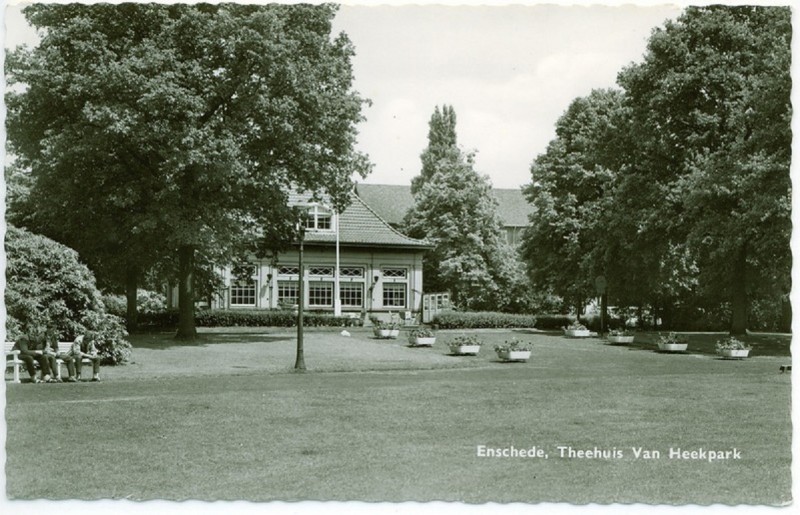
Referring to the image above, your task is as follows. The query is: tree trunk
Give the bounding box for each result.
[176,244,197,340]
[730,245,748,336]
[295,237,306,370]
[780,294,792,333]
[125,266,139,332]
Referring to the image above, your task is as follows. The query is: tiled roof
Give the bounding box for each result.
[355,183,534,227]
[289,190,432,249]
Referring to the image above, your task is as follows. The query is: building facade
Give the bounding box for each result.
[208,190,431,317]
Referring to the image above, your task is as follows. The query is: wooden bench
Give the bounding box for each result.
[5,341,23,383]
[5,341,94,382]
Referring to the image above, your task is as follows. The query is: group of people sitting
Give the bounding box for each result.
[11,327,102,383]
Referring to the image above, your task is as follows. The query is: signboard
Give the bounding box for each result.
[595,275,607,295]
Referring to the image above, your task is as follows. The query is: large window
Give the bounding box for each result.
[309,282,333,307]
[381,267,408,308]
[340,283,363,308]
[277,281,299,307]
[230,265,257,306]
[382,283,406,308]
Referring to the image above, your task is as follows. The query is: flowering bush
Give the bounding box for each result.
[409,328,435,339]
[658,332,687,345]
[608,328,631,336]
[715,336,752,352]
[494,338,532,353]
[447,335,482,349]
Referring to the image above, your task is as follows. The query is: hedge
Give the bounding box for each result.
[136,309,364,329]
[431,311,537,329]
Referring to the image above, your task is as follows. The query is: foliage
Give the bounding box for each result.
[102,290,167,318]
[405,105,519,312]
[608,328,632,337]
[432,311,537,330]
[521,6,791,334]
[494,338,532,353]
[447,335,482,348]
[372,320,400,331]
[531,315,574,331]
[82,312,133,365]
[408,328,435,339]
[6,3,371,339]
[715,336,752,352]
[658,332,687,346]
[133,309,363,329]
[4,225,132,364]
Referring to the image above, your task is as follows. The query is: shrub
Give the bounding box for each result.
[82,311,132,365]
[136,309,365,329]
[432,311,537,329]
[102,289,167,318]
[5,225,132,365]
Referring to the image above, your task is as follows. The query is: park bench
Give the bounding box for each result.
[5,341,93,383]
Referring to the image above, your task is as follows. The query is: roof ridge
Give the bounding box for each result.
[351,191,430,246]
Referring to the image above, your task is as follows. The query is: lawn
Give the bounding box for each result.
[4,327,792,505]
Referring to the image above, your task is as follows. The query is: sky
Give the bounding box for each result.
[331,3,683,188]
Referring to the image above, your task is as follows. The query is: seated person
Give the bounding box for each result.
[12,327,55,383]
[71,332,102,382]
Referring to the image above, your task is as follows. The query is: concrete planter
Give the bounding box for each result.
[449,344,481,356]
[718,349,750,359]
[564,329,591,338]
[496,349,532,362]
[658,342,688,352]
[607,335,634,344]
[409,336,436,347]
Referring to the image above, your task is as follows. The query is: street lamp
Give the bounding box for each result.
[295,220,306,371]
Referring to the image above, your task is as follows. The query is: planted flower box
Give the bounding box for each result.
[494,338,532,362]
[716,337,752,359]
[657,342,688,352]
[408,329,436,347]
[564,329,591,338]
[447,335,482,356]
[607,335,634,344]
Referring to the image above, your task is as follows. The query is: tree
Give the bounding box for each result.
[616,5,791,334]
[6,3,371,338]
[411,104,459,195]
[520,89,627,314]
[405,106,515,311]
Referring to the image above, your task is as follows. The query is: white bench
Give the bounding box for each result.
[5,341,94,382]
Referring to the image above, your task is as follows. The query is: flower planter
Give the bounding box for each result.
[607,335,634,344]
[375,329,399,339]
[410,337,436,347]
[496,349,531,362]
[657,342,688,352]
[449,344,481,356]
[718,349,750,359]
[564,329,591,338]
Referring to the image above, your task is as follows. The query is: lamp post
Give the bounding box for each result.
[334,209,341,317]
[295,223,306,371]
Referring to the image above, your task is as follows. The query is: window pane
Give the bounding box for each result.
[340,267,364,278]
[317,215,332,230]
[309,282,333,307]
[383,268,407,279]
[278,266,299,276]
[340,283,363,307]
[278,281,299,307]
[231,282,256,306]
[309,266,334,276]
[383,283,406,308]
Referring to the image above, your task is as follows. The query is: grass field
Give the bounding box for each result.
[4,328,792,505]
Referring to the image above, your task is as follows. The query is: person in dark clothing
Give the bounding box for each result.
[12,328,54,383]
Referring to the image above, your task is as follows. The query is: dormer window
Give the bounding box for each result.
[303,205,333,231]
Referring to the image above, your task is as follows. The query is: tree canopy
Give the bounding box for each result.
[521,5,791,332]
[6,3,371,337]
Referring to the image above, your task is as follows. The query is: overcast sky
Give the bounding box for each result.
[332,3,683,188]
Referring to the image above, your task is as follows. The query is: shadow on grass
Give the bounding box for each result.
[602,331,791,358]
[131,332,292,350]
